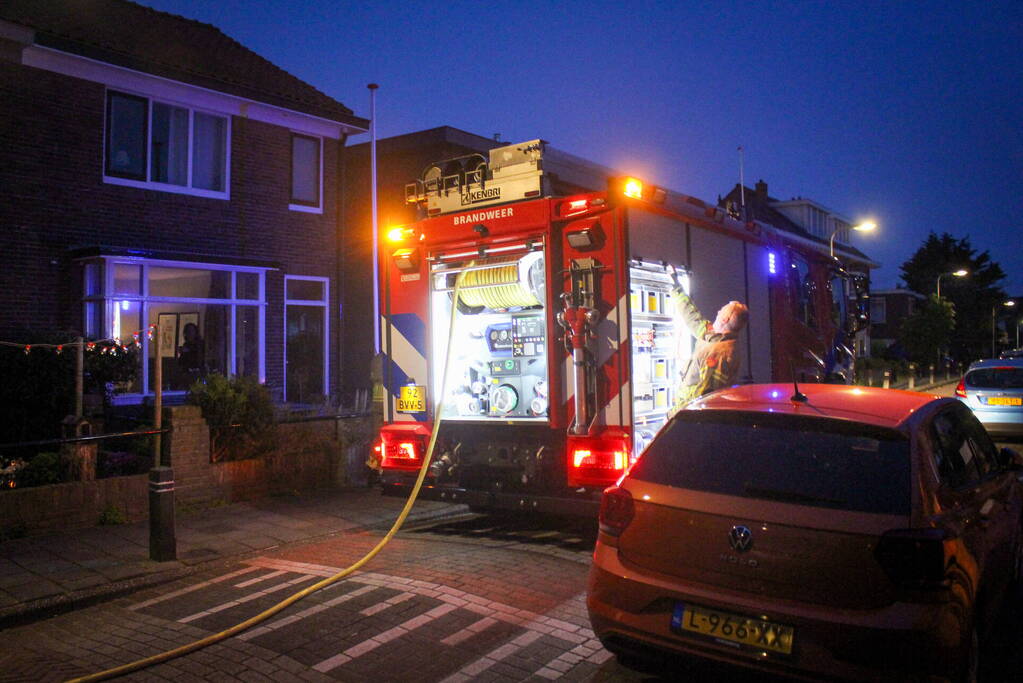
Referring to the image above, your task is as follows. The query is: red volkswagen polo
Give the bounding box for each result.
[587,384,1023,682]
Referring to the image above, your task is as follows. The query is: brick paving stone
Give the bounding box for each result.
[0,495,630,682]
[3,577,62,601]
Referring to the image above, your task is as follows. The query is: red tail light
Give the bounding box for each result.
[572,447,628,470]
[380,436,426,468]
[954,379,966,398]
[598,486,634,537]
[566,433,631,487]
[874,528,950,587]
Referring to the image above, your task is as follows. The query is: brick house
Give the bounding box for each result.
[0,0,367,406]
[869,288,926,352]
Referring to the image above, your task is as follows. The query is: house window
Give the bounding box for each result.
[290,134,321,210]
[105,92,148,180]
[870,297,887,324]
[80,257,266,398]
[105,90,229,197]
[285,276,328,403]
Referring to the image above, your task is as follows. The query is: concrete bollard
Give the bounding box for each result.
[883,369,891,389]
[867,369,874,387]
[908,364,916,390]
[929,364,935,385]
[149,466,177,561]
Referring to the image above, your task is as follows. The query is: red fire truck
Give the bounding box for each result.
[376,140,867,515]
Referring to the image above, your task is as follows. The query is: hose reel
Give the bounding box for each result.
[452,252,545,312]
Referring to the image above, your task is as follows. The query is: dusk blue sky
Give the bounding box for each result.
[141,0,1022,293]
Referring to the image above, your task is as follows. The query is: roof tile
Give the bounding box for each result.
[1,0,366,127]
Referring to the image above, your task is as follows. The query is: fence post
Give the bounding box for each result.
[61,416,95,481]
[883,369,891,389]
[908,364,916,390]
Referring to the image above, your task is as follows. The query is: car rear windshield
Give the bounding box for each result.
[966,368,1023,389]
[629,411,910,515]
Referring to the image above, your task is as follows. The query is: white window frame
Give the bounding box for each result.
[284,275,330,402]
[104,88,232,200]
[80,256,268,402]
[289,133,323,213]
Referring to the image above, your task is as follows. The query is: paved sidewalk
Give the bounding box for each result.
[0,488,468,628]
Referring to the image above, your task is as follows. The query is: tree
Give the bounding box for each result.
[898,233,1006,362]
[898,296,954,366]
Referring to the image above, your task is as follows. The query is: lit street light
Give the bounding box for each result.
[829,221,877,260]
[992,300,1016,358]
[935,269,968,299]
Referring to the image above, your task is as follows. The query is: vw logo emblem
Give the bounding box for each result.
[728,525,753,553]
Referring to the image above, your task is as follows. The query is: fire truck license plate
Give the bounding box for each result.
[671,602,794,655]
[397,385,426,413]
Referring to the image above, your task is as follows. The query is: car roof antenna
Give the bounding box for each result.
[789,362,808,403]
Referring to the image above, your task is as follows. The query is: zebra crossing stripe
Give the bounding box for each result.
[177,574,315,624]
[313,603,459,672]
[238,583,377,641]
[439,631,543,682]
[234,558,600,677]
[440,616,498,646]
[234,569,287,588]
[128,566,262,610]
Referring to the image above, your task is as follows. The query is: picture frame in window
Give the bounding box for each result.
[157,313,178,358]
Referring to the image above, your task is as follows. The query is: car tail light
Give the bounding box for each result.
[954,378,966,398]
[874,528,950,587]
[599,486,634,537]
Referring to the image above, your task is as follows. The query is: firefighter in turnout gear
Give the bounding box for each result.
[669,266,749,412]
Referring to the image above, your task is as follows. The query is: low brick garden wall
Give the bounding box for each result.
[0,405,374,538]
[0,474,149,538]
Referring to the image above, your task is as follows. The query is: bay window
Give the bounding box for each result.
[80,257,267,398]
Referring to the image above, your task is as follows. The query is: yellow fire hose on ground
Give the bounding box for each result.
[69,265,472,683]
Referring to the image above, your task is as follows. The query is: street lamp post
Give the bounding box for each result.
[992,300,1016,358]
[830,221,877,260]
[936,269,968,299]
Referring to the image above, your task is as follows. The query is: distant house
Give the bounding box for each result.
[0,0,367,405]
[718,180,877,359]
[869,288,926,353]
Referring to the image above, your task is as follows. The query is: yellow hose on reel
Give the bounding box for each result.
[457,259,539,310]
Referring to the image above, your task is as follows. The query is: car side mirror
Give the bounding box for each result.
[998,447,1023,471]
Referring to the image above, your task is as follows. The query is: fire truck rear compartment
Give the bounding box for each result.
[430,251,550,422]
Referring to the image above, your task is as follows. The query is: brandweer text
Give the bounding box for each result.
[452,207,515,226]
